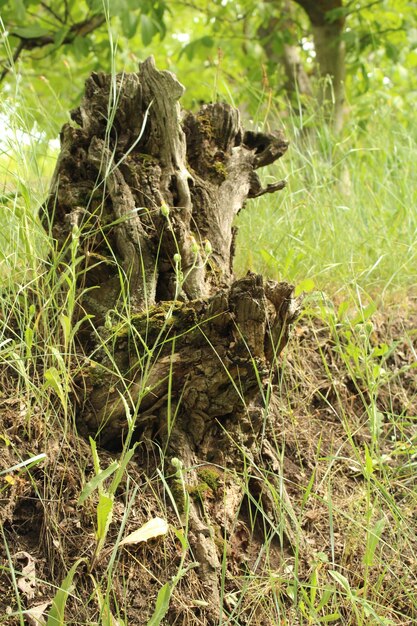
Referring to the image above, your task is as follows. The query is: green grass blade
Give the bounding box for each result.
[146,582,172,626]
[46,558,86,626]
[78,462,119,504]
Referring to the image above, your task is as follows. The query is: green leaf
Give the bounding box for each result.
[295,278,315,296]
[109,445,136,495]
[317,614,342,623]
[46,558,86,626]
[141,14,156,46]
[96,492,114,542]
[385,41,400,62]
[25,326,33,353]
[70,315,95,340]
[72,35,91,58]
[337,300,350,321]
[44,367,66,408]
[78,461,119,505]
[59,314,71,348]
[86,0,104,11]
[364,517,385,566]
[146,582,172,626]
[172,527,188,551]
[258,248,276,264]
[89,436,101,476]
[9,0,26,21]
[109,0,130,14]
[328,570,351,594]
[359,62,370,92]
[54,26,71,48]
[326,7,350,22]
[315,586,333,611]
[179,36,214,61]
[352,302,376,326]
[121,10,139,39]
[364,443,374,477]
[12,25,51,39]
[371,342,389,357]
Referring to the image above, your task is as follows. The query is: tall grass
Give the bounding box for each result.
[2,74,416,302]
[235,99,417,300]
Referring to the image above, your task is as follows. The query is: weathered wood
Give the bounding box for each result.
[82,273,297,444]
[45,56,288,317]
[44,56,298,619]
[44,55,296,438]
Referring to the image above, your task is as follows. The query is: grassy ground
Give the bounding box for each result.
[1,85,417,625]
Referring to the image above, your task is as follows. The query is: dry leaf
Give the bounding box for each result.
[119,517,168,546]
[15,551,36,600]
[25,600,52,626]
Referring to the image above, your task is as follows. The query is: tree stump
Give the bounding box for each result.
[44,56,300,618]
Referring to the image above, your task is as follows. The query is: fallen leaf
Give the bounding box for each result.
[119,517,168,546]
[25,600,52,626]
[15,551,37,600]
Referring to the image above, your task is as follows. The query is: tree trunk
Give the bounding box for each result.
[258,1,313,103]
[311,20,345,131]
[43,56,299,618]
[293,0,346,130]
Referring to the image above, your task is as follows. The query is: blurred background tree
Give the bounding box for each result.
[1,0,416,134]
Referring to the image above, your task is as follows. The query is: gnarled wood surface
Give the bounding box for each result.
[44,56,300,621]
[46,56,289,316]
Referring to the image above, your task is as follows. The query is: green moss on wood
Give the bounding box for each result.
[213,161,227,180]
[197,467,221,492]
[187,482,212,501]
[170,478,187,513]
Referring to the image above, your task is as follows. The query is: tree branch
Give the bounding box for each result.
[0,40,25,83]
[40,1,65,24]
[1,13,106,83]
[12,13,106,49]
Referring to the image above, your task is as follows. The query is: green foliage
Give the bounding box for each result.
[46,559,86,626]
[146,582,172,626]
[1,0,417,129]
[77,433,138,570]
[0,0,168,131]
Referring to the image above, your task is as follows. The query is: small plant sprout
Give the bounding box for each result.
[203,238,212,256]
[190,235,199,256]
[160,202,170,218]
